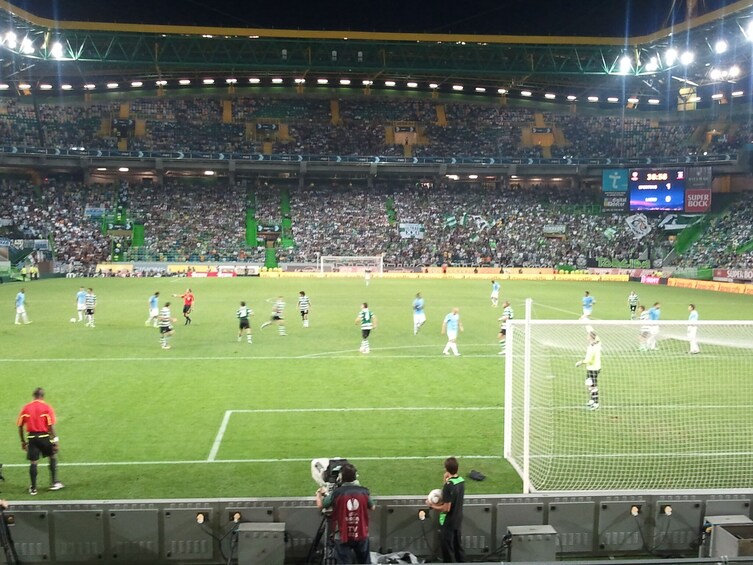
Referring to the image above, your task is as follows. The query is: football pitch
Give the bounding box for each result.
[1,276,752,500]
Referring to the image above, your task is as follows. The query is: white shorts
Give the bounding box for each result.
[687,327,697,339]
[16,306,26,314]
[413,313,426,325]
[446,329,458,341]
[149,308,158,318]
[78,304,86,312]
[582,307,592,317]
[490,291,499,300]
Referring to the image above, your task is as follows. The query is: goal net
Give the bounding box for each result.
[319,255,384,275]
[504,299,753,493]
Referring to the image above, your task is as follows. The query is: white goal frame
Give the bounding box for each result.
[504,298,753,493]
[319,255,384,275]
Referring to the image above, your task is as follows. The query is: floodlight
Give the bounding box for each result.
[665,48,678,65]
[619,56,632,74]
[50,41,63,58]
[385,80,396,87]
[544,93,556,99]
[729,65,741,77]
[452,84,463,91]
[317,78,328,84]
[680,51,694,66]
[520,90,532,97]
[715,39,728,54]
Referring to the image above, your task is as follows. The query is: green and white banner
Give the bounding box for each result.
[399,223,426,239]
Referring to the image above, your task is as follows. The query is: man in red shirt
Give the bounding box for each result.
[17,388,64,495]
[173,288,194,325]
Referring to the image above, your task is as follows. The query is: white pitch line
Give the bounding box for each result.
[0,454,504,469]
[230,406,504,414]
[207,410,233,462]
[0,353,503,362]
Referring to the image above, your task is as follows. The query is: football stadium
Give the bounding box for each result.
[2,0,753,562]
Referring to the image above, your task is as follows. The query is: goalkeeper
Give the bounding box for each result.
[575,331,602,411]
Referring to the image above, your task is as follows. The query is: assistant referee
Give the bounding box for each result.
[17,388,64,495]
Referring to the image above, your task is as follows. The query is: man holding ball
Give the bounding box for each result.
[427,456,466,563]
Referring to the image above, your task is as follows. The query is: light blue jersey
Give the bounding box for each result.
[649,306,661,321]
[76,290,87,306]
[149,294,159,310]
[444,312,460,333]
[582,295,594,310]
[491,282,500,293]
[413,297,425,315]
[15,292,25,308]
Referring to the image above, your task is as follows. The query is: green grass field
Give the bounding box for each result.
[1,276,752,501]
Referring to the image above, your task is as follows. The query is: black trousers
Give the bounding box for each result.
[440,525,465,563]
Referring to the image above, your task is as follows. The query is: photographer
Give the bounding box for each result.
[315,463,375,564]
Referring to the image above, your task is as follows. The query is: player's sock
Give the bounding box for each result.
[78,312,83,321]
[279,325,286,335]
[160,336,166,347]
[451,343,459,356]
[237,335,242,342]
[591,386,599,405]
[361,339,368,352]
[50,458,58,484]
[30,464,38,490]
[443,342,450,354]
[247,334,252,343]
[499,340,506,354]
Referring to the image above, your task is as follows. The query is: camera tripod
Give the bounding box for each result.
[305,511,336,564]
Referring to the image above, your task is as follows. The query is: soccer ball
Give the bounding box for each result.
[69,317,77,323]
[427,488,443,505]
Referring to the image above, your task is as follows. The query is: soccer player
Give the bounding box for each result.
[638,305,651,351]
[364,269,371,287]
[688,303,700,354]
[490,280,500,307]
[84,288,96,328]
[145,292,160,327]
[581,291,595,320]
[17,387,64,495]
[75,286,87,322]
[498,300,514,355]
[575,331,602,410]
[14,288,30,325]
[647,302,661,350]
[298,291,311,328]
[260,296,286,335]
[441,307,463,356]
[412,292,426,335]
[173,288,194,325]
[356,302,377,354]
[158,301,177,350]
[237,301,253,343]
[627,291,639,320]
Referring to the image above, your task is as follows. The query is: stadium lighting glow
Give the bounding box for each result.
[0,84,10,90]
[84,83,96,90]
[156,80,167,86]
[715,39,729,54]
[294,78,306,84]
[131,81,143,87]
[430,83,439,89]
[362,79,373,86]
[61,84,72,90]
[20,37,34,54]
[118,167,129,172]
[317,78,329,84]
[497,88,508,94]
[39,83,52,90]
[567,95,577,101]
[648,98,661,105]
[340,79,351,85]
[710,68,722,80]
[225,78,237,84]
[664,47,678,65]
[747,20,753,39]
[385,80,396,86]
[204,170,215,176]
[680,51,694,66]
[271,78,283,84]
[445,174,459,180]
[249,78,262,84]
[730,65,741,77]
[645,56,659,72]
[4,31,17,49]
[732,90,744,97]
[202,78,215,84]
[96,167,107,171]
[607,97,619,103]
[468,174,478,179]
[587,96,599,102]
[627,97,639,104]
[106,82,119,89]
[619,56,632,74]
[712,93,724,99]
[544,93,556,99]
[18,83,31,90]
[452,84,463,91]
[475,87,486,92]
[50,41,64,58]
[178,79,191,85]
[690,96,701,102]
[407,82,418,88]
[520,90,532,96]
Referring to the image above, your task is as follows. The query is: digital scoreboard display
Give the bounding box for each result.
[628,168,685,212]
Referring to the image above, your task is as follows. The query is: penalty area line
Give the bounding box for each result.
[207,410,233,462]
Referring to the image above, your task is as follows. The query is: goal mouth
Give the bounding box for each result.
[504,301,753,493]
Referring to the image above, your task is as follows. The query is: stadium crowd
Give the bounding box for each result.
[0,94,746,158]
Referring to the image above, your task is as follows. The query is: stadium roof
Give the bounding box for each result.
[1,0,753,99]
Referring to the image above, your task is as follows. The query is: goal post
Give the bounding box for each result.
[319,255,384,275]
[504,298,753,493]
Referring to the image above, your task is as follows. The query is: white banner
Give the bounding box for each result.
[399,223,425,239]
[625,213,652,240]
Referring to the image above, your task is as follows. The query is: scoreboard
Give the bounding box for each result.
[628,168,685,212]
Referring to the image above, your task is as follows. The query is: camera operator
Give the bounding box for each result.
[315,463,375,564]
